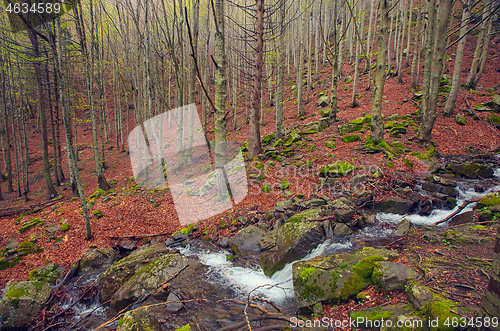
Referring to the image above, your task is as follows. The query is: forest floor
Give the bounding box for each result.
[1,26,500,325]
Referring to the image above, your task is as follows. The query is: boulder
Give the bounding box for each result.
[319,161,356,178]
[334,209,355,223]
[318,95,330,108]
[375,196,416,214]
[302,199,327,209]
[338,123,362,135]
[333,223,352,237]
[486,94,500,112]
[0,281,51,329]
[448,210,476,227]
[476,192,500,209]
[408,284,433,310]
[99,243,168,302]
[260,221,325,276]
[80,247,117,273]
[448,163,494,179]
[236,216,249,225]
[116,306,162,331]
[393,219,411,237]
[29,263,60,284]
[274,200,292,212]
[350,304,422,330]
[289,208,324,222]
[110,253,189,310]
[372,261,419,292]
[349,174,369,188]
[228,226,266,255]
[292,247,398,308]
[455,113,466,125]
[354,190,373,206]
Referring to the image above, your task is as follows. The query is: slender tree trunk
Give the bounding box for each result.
[44,57,60,186]
[371,0,390,144]
[329,0,339,123]
[0,56,13,192]
[297,18,305,117]
[248,0,264,159]
[411,1,422,89]
[443,0,472,117]
[479,227,500,330]
[27,28,57,198]
[417,0,453,147]
[275,0,285,140]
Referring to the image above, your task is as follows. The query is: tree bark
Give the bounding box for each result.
[442,0,472,117]
[479,227,500,330]
[371,0,390,144]
[248,0,264,159]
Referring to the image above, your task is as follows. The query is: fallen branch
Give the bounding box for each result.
[216,315,292,331]
[446,220,499,229]
[433,198,481,226]
[110,232,172,239]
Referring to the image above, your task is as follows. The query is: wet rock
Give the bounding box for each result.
[0,281,51,329]
[476,192,500,209]
[448,211,476,227]
[260,222,325,277]
[273,218,284,230]
[111,253,190,311]
[218,237,229,248]
[116,306,162,331]
[349,174,369,189]
[408,284,433,310]
[328,199,349,209]
[262,210,275,222]
[372,261,419,292]
[393,218,411,237]
[173,232,189,241]
[334,209,355,223]
[322,220,333,238]
[164,292,183,313]
[292,247,398,308]
[448,163,494,179]
[375,196,416,214]
[228,226,266,255]
[333,223,352,237]
[421,226,495,246]
[99,243,168,303]
[421,182,441,193]
[80,247,117,273]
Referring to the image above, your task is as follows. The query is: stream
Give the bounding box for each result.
[49,168,500,330]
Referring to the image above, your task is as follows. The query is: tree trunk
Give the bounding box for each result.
[275,0,285,141]
[0,55,13,192]
[442,0,472,117]
[371,0,390,144]
[248,0,264,159]
[411,1,422,89]
[417,0,453,147]
[27,28,58,198]
[297,18,305,117]
[329,0,339,123]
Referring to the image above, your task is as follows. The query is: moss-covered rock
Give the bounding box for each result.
[260,222,325,277]
[289,208,324,223]
[292,248,398,308]
[228,226,266,255]
[318,95,330,108]
[447,163,494,179]
[319,160,356,178]
[350,304,420,330]
[342,134,361,143]
[80,247,117,273]
[29,263,60,284]
[455,113,466,125]
[372,261,419,292]
[477,192,500,209]
[283,132,301,147]
[99,243,168,303]
[325,139,336,149]
[110,253,189,310]
[338,123,362,135]
[116,306,162,331]
[0,281,51,329]
[18,218,41,233]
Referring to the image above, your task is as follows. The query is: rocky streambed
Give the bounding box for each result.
[1,158,500,330]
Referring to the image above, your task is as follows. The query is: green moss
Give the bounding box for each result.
[377,140,398,156]
[468,225,487,230]
[319,160,355,177]
[262,184,272,193]
[420,294,461,331]
[61,224,69,232]
[19,218,41,233]
[219,219,227,229]
[351,308,393,321]
[300,266,317,281]
[403,158,414,168]
[181,223,195,235]
[175,324,192,331]
[93,210,104,219]
[342,134,361,143]
[279,179,290,190]
[325,139,336,149]
[352,256,384,279]
[255,161,264,169]
[477,193,500,208]
[340,273,365,301]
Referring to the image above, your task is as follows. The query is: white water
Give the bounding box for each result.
[179,240,352,304]
[377,181,500,226]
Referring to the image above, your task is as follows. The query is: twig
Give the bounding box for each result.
[110,232,172,239]
[433,198,481,226]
